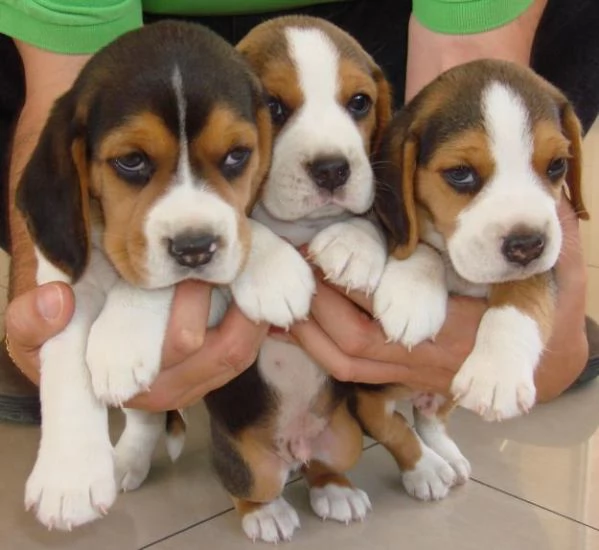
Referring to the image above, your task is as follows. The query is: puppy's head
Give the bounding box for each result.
[17,21,272,288]
[237,16,392,221]
[376,60,588,284]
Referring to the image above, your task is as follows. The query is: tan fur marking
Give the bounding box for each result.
[416,130,495,244]
[532,119,571,201]
[233,427,289,504]
[489,273,555,343]
[302,460,354,490]
[355,389,423,471]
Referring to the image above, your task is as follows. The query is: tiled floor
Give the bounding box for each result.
[0,118,598,550]
[2,390,599,550]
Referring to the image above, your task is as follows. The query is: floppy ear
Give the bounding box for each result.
[16,93,91,282]
[374,111,419,259]
[559,102,589,220]
[371,68,393,154]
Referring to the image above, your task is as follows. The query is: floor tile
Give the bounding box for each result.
[445,380,599,530]
[148,443,599,550]
[0,405,232,550]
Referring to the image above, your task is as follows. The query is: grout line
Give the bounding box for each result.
[139,440,598,548]
[469,478,599,532]
[139,441,380,549]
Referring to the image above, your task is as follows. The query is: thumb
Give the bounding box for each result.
[6,282,75,353]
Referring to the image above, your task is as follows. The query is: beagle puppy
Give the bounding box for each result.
[13,21,315,530]
[373,60,588,421]
[198,16,395,544]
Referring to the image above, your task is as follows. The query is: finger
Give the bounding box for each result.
[161,280,212,367]
[6,283,74,350]
[291,317,412,385]
[5,283,75,384]
[310,266,374,313]
[309,279,398,361]
[128,304,268,411]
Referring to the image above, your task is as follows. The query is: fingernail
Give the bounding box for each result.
[37,284,63,320]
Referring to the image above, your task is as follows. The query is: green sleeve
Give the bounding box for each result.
[412,0,534,34]
[0,1,143,54]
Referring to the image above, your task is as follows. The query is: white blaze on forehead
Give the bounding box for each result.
[286,27,339,104]
[172,66,192,183]
[483,82,533,182]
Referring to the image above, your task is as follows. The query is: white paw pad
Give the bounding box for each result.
[25,445,116,530]
[232,242,315,328]
[402,447,456,501]
[114,442,151,493]
[373,255,447,348]
[309,221,386,294]
[451,355,536,422]
[309,484,372,523]
[242,498,300,543]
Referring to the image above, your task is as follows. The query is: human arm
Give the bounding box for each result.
[405,0,548,100]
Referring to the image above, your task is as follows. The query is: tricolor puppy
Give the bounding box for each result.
[12,21,313,530]
[199,16,393,544]
[374,59,589,422]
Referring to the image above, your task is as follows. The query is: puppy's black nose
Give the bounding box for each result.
[306,156,350,192]
[168,233,219,268]
[502,232,545,266]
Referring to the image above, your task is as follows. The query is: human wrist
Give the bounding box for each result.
[405,0,547,101]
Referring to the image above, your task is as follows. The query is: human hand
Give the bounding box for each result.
[5,280,268,410]
[287,275,485,394]
[127,281,269,411]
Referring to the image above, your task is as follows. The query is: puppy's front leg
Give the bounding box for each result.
[87,280,174,406]
[231,219,315,328]
[308,217,387,295]
[26,249,118,530]
[373,243,448,348]
[451,273,554,421]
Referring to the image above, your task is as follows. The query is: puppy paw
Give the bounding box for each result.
[451,353,536,422]
[309,484,372,523]
[451,307,540,422]
[25,442,116,530]
[402,446,456,501]
[87,284,173,406]
[413,413,471,486]
[373,247,447,348]
[309,218,386,294]
[241,498,300,543]
[232,222,315,328]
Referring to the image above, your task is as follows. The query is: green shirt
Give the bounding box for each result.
[0,0,534,54]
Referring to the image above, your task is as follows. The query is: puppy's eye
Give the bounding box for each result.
[547,157,567,181]
[442,166,481,193]
[267,96,289,126]
[111,152,154,184]
[346,94,372,119]
[220,147,252,179]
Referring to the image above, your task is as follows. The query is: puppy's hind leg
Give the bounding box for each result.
[115,409,165,492]
[413,400,471,485]
[212,425,297,544]
[305,402,371,523]
[352,389,456,501]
